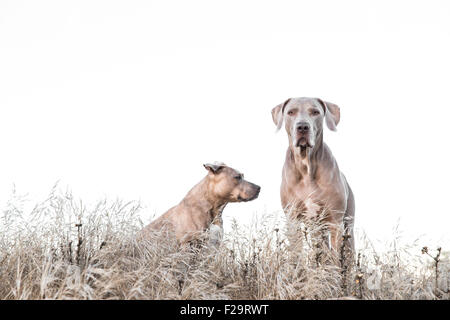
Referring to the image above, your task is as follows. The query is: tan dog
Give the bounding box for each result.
[272,97,355,252]
[141,162,261,244]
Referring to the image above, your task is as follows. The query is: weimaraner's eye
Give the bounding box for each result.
[311,110,320,116]
[287,110,295,116]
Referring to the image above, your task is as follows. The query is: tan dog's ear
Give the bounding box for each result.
[203,162,225,174]
[271,98,291,131]
[316,98,340,131]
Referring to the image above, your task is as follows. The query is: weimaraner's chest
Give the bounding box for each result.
[280,174,347,220]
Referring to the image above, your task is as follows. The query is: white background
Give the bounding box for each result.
[1,0,449,247]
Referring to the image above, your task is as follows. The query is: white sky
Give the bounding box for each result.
[1,0,449,247]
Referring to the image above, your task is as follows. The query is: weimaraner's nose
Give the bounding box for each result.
[296,122,310,133]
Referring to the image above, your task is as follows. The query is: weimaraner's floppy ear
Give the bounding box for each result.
[317,98,340,131]
[203,162,225,174]
[271,98,291,131]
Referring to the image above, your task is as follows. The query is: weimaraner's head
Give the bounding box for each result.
[203,162,261,203]
[271,97,340,152]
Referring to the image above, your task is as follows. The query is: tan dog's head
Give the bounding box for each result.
[203,162,261,203]
[271,97,340,152]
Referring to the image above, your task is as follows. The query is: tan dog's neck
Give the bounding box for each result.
[181,175,228,226]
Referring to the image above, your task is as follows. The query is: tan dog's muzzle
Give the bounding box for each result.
[237,182,261,202]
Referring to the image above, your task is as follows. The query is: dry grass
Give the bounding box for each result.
[0,187,448,300]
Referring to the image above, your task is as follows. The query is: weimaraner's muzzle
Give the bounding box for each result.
[272,97,355,253]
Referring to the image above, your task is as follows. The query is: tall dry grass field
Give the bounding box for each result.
[0,187,448,300]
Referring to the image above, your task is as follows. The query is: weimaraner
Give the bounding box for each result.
[272,97,355,252]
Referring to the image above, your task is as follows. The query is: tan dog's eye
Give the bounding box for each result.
[234,175,242,181]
